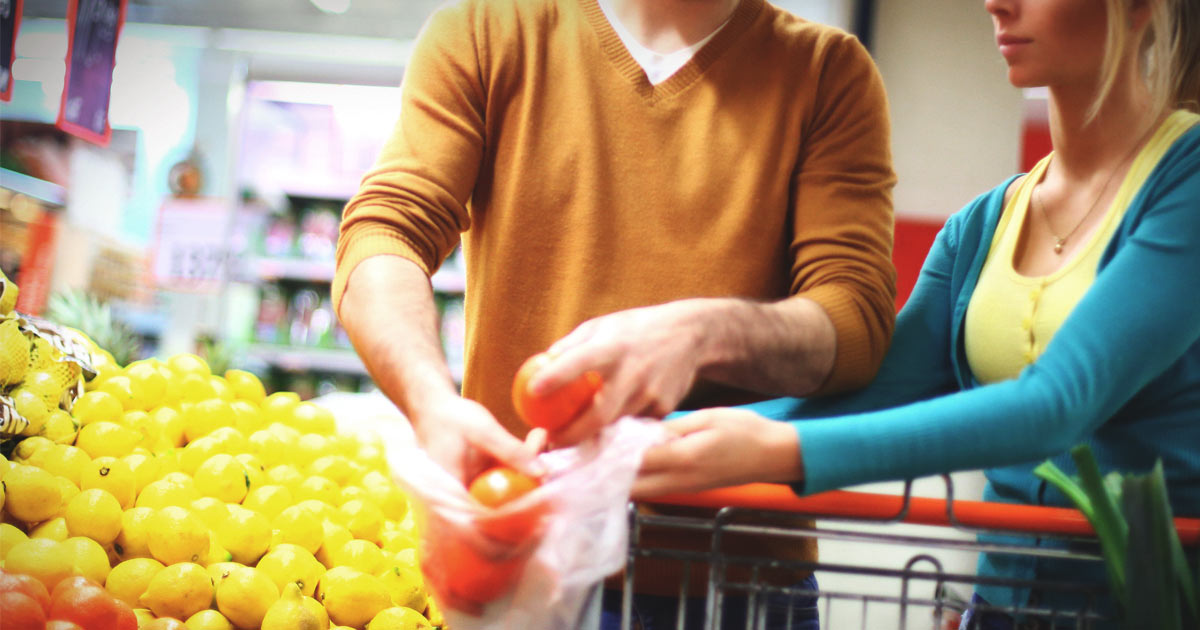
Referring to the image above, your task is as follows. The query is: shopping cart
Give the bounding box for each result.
[617,476,1200,630]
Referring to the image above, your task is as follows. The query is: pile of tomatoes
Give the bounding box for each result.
[0,569,137,630]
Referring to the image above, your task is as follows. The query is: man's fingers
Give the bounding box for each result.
[529,342,607,395]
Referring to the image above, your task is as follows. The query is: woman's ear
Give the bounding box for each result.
[1127,0,1156,32]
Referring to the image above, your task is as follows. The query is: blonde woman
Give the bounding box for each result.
[635,0,1200,627]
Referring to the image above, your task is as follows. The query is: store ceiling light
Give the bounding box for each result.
[310,0,352,14]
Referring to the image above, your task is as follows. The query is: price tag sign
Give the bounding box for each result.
[152,197,232,292]
[0,0,23,102]
[56,0,126,146]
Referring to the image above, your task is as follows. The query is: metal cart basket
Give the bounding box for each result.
[618,476,1200,630]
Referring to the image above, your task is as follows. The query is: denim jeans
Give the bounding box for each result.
[597,574,820,630]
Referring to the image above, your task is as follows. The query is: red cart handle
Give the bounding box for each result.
[649,483,1200,545]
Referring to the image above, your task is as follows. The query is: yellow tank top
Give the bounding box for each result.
[965,109,1200,384]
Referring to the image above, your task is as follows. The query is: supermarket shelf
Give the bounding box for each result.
[243,256,466,292]
[246,343,463,383]
[247,344,369,375]
[0,168,67,206]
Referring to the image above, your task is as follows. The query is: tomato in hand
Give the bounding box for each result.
[468,466,540,508]
[469,466,545,544]
[512,352,603,432]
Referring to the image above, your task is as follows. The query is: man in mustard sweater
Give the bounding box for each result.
[334,0,896,627]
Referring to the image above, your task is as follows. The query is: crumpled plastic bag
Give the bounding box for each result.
[386,417,666,630]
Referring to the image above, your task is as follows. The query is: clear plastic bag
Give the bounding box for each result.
[386,417,666,630]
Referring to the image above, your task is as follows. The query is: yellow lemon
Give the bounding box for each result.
[64,487,123,544]
[225,369,266,404]
[115,506,154,559]
[19,370,62,410]
[98,374,137,410]
[189,496,232,532]
[365,483,409,522]
[218,504,271,566]
[54,476,79,513]
[308,455,353,486]
[207,426,249,456]
[260,392,300,426]
[167,353,211,379]
[121,409,160,448]
[106,557,165,608]
[81,456,136,508]
[121,452,160,496]
[357,443,388,473]
[380,529,418,555]
[147,506,211,565]
[149,405,186,449]
[338,485,369,506]
[29,516,70,541]
[5,537,74,590]
[126,362,167,411]
[290,402,337,435]
[13,389,51,436]
[243,484,294,520]
[1,522,29,559]
[12,435,54,461]
[296,433,332,464]
[41,409,79,444]
[230,400,266,436]
[185,609,235,630]
[264,463,304,490]
[61,535,112,584]
[37,443,91,489]
[315,521,354,569]
[295,475,339,506]
[76,421,141,459]
[332,539,387,575]
[4,463,63,523]
[338,499,385,544]
[73,390,123,426]
[377,564,427,611]
[179,373,218,403]
[250,431,293,469]
[319,567,392,629]
[136,478,200,509]
[209,375,235,402]
[208,561,246,588]
[183,398,235,443]
[201,537,234,565]
[257,543,327,598]
[271,504,323,554]
[195,453,250,503]
[366,606,433,630]
[140,561,213,620]
[215,565,280,630]
[133,608,156,626]
[262,582,330,630]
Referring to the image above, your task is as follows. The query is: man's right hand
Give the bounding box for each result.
[412,392,546,484]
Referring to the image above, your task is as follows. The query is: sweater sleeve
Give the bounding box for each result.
[788,33,898,395]
[332,1,486,314]
[794,132,1200,494]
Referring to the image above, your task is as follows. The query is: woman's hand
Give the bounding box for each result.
[632,407,804,499]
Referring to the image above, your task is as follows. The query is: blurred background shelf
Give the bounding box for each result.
[241,255,465,292]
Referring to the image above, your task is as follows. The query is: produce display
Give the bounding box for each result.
[0,272,443,630]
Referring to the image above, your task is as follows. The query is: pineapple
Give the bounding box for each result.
[45,290,142,367]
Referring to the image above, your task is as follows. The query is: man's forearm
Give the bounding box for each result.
[693,296,836,397]
[338,255,458,423]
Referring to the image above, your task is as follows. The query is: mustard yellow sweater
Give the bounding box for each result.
[334,0,897,435]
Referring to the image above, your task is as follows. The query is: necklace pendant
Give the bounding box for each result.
[1054,238,1065,254]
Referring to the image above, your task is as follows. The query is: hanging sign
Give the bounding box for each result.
[56,0,126,146]
[0,0,21,101]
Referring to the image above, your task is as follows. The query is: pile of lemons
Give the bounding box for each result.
[1,350,441,630]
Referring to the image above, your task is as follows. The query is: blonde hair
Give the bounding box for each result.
[1092,0,1200,119]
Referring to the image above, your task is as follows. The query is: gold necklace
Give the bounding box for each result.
[1033,123,1155,255]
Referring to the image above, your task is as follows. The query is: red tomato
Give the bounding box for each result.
[49,576,136,630]
[469,466,546,543]
[0,568,52,613]
[46,621,87,630]
[468,467,539,508]
[0,591,48,630]
[512,352,602,432]
[421,533,524,606]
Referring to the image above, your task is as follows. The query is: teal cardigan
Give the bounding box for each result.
[746,121,1200,616]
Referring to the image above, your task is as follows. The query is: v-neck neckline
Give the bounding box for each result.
[580,0,763,103]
